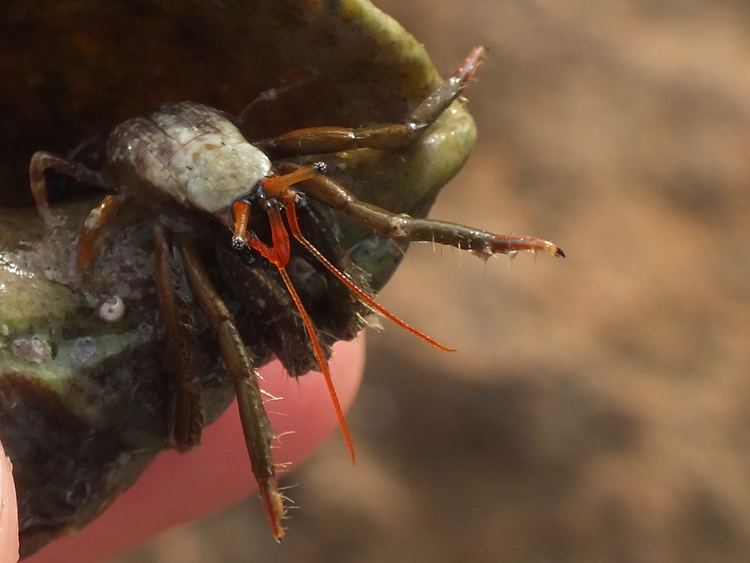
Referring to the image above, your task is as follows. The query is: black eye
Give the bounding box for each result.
[243,183,266,205]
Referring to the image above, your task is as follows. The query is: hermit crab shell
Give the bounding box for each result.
[0,0,475,557]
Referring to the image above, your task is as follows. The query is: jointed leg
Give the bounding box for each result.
[153,228,204,452]
[29,151,132,272]
[278,162,565,258]
[29,151,111,227]
[77,194,130,271]
[177,238,286,541]
[254,47,485,155]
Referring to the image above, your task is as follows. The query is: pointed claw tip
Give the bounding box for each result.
[259,482,286,542]
[555,247,566,258]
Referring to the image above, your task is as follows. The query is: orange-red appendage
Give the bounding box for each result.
[261,168,319,198]
[277,267,356,464]
[245,204,356,464]
[283,200,454,353]
[232,200,252,241]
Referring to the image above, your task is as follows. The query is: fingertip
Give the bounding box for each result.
[0,440,19,562]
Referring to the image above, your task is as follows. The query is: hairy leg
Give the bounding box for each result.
[278,162,565,258]
[176,238,285,541]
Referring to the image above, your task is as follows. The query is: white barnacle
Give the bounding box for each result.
[98,295,126,323]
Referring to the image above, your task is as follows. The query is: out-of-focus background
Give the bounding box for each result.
[118,1,750,561]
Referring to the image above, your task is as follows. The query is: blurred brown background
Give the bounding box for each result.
[118,1,750,562]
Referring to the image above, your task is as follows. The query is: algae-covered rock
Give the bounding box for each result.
[0,0,475,556]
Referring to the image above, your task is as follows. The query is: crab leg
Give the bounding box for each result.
[29,151,112,226]
[254,47,485,155]
[27,150,129,271]
[279,163,565,258]
[177,239,286,541]
[153,227,204,451]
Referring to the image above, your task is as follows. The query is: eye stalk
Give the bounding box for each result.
[231,199,252,250]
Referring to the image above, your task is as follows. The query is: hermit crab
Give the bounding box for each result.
[0,1,567,557]
[27,46,563,541]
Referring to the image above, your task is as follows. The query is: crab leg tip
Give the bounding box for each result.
[259,483,286,542]
[472,45,487,58]
[555,247,566,258]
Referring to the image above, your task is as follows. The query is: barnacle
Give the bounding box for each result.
[0,0,475,556]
